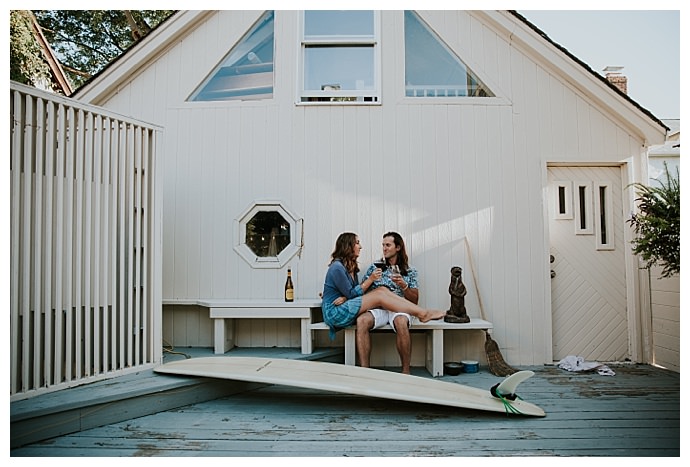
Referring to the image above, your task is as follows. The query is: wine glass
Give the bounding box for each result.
[390,264,401,279]
[373,257,387,271]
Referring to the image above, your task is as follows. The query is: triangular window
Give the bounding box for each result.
[404,11,494,98]
[189,11,274,102]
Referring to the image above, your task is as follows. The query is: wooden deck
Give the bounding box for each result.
[10,347,680,457]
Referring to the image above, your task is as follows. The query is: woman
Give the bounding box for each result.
[321,232,445,339]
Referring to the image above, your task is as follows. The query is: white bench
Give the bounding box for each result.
[163,299,323,355]
[162,299,492,377]
[309,318,493,377]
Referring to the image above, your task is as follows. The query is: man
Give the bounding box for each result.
[357,232,419,374]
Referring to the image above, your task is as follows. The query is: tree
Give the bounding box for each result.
[10,10,51,87]
[32,10,175,88]
[628,164,680,278]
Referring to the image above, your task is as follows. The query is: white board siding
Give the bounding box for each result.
[648,267,680,372]
[84,10,657,366]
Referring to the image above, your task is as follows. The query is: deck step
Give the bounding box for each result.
[10,347,343,449]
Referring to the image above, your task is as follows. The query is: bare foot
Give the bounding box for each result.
[419,310,446,322]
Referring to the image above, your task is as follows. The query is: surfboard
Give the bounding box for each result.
[155,356,545,417]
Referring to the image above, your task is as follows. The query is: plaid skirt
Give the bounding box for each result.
[322,297,363,340]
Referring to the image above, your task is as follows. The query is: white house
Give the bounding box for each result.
[73,10,669,369]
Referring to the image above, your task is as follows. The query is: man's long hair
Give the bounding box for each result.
[384,231,410,276]
[330,232,360,274]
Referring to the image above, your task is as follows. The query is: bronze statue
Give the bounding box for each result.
[445,266,470,323]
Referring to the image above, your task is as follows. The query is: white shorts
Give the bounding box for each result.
[368,308,416,333]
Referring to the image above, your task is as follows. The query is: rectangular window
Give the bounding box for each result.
[299,10,380,103]
[559,187,567,214]
[594,183,614,250]
[574,181,593,235]
[553,181,572,220]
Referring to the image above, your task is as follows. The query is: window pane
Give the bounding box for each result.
[246,211,291,257]
[304,46,374,91]
[190,11,274,102]
[598,186,608,245]
[404,10,494,97]
[305,10,374,37]
[578,186,587,230]
[558,186,566,214]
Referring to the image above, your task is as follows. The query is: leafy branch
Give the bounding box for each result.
[627,163,680,278]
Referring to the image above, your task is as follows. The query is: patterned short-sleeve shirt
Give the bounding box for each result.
[362,263,418,297]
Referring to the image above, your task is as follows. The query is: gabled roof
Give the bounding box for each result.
[662,119,680,137]
[29,10,72,95]
[649,119,680,156]
[68,10,182,95]
[74,10,668,143]
[509,11,669,133]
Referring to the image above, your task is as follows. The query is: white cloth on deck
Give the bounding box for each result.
[558,355,615,376]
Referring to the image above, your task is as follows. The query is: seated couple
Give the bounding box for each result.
[321,231,445,374]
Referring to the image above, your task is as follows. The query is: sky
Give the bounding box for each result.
[517,9,680,120]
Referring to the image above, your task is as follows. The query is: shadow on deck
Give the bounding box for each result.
[10,346,343,449]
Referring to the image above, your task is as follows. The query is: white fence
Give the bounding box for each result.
[10,82,162,400]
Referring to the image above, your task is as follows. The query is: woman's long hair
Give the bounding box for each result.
[384,231,410,276]
[330,232,359,275]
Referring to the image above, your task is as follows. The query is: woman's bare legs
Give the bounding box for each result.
[359,287,445,322]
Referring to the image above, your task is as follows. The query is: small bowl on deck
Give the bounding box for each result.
[461,360,479,373]
[444,362,464,376]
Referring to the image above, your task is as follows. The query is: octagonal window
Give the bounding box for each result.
[246,211,290,257]
[234,201,303,268]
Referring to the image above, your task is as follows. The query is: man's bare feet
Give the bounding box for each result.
[419,310,446,322]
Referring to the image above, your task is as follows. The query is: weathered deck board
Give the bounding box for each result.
[9,347,342,448]
[11,362,679,457]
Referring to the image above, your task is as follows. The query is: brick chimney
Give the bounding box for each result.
[603,66,628,94]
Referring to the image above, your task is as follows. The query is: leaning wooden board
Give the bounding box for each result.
[155,356,545,417]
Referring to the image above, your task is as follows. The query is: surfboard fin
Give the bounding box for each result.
[490,370,535,413]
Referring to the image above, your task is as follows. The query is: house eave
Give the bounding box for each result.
[75,9,668,149]
[74,10,215,105]
[481,10,667,147]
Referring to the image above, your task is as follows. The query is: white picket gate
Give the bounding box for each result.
[10,82,163,400]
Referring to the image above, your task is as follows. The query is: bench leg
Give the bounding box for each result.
[213,318,234,354]
[301,318,312,354]
[426,329,444,377]
[344,328,356,365]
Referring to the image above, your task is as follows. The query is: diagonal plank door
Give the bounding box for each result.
[548,166,629,362]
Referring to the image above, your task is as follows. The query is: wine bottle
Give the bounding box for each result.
[284,268,294,302]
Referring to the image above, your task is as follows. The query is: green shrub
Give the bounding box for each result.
[628,163,680,278]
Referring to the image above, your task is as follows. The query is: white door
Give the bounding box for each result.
[547,166,629,362]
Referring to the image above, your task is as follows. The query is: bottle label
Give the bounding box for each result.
[285,289,294,301]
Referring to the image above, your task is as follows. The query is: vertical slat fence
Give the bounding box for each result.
[10,82,162,400]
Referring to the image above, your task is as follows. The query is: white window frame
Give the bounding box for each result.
[297,10,381,104]
[573,181,593,235]
[594,183,615,250]
[553,181,573,220]
[234,201,303,269]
